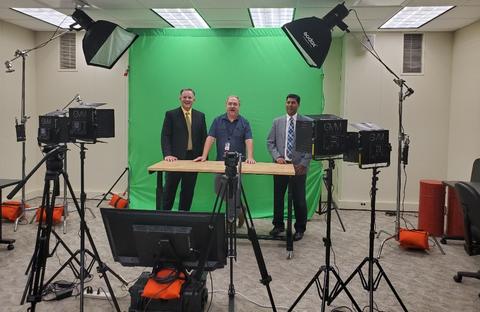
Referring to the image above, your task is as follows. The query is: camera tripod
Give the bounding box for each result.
[195,157,276,312]
[317,165,346,232]
[289,158,360,312]
[330,167,408,312]
[8,145,126,312]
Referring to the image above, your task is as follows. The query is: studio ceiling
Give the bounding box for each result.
[0,0,479,33]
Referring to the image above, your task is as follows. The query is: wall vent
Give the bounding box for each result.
[403,33,423,74]
[59,32,76,70]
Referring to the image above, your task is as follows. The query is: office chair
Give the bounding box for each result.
[471,158,480,182]
[453,181,480,296]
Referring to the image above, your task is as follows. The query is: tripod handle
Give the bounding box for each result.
[7,146,62,199]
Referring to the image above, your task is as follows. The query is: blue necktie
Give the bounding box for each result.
[287,117,294,159]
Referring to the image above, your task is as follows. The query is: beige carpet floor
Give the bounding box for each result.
[0,199,479,312]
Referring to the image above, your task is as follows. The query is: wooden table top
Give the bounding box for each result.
[148,160,295,176]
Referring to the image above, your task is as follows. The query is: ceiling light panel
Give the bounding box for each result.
[11,8,76,28]
[151,8,209,28]
[249,8,294,28]
[380,6,455,29]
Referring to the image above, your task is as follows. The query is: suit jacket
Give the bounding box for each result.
[267,114,312,169]
[161,107,207,159]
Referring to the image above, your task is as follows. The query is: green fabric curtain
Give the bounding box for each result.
[128,28,324,219]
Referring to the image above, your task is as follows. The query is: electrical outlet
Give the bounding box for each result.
[83,288,111,300]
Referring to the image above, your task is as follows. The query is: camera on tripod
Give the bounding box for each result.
[296,114,391,168]
[224,152,240,178]
[38,105,114,145]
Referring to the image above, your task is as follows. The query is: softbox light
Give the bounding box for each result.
[281,3,349,68]
[72,9,138,69]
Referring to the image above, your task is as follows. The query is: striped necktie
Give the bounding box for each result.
[286,116,294,159]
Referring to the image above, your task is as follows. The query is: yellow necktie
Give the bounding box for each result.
[185,111,192,150]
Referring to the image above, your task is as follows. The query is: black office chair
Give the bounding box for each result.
[453,182,480,295]
[471,158,480,183]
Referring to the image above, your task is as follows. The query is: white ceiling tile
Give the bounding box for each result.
[87,0,146,9]
[199,8,250,20]
[123,19,171,28]
[421,17,478,30]
[243,0,297,7]
[192,0,246,9]
[439,5,480,19]
[344,6,402,19]
[106,9,159,20]
[298,0,357,8]
[34,0,77,8]
[139,0,193,8]
[352,0,405,6]
[208,20,253,28]
[2,18,58,31]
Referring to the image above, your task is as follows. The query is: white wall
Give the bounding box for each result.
[0,21,41,198]
[447,20,480,180]
[34,31,129,196]
[2,21,475,209]
[337,32,453,211]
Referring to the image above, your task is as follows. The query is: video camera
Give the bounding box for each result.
[38,105,114,145]
[296,114,391,169]
[224,152,240,178]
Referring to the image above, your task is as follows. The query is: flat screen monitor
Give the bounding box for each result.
[100,208,226,271]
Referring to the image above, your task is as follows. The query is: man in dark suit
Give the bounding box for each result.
[161,88,207,211]
[266,94,312,241]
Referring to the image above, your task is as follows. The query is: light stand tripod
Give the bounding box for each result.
[195,153,276,312]
[56,143,127,311]
[96,167,129,208]
[347,32,414,258]
[332,167,408,312]
[289,158,360,312]
[317,164,346,232]
[8,145,127,312]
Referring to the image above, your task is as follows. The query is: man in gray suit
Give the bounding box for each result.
[267,94,312,241]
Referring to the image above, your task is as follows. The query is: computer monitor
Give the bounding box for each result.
[100,208,226,271]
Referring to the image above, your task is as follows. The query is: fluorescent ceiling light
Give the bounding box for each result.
[151,8,209,28]
[380,6,454,29]
[249,8,294,28]
[11,8,76,29]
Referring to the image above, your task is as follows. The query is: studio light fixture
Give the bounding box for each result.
[71,9,139,69]
[249,8,295,28]
[380,6,455,29]
[151,8,209,28]
[11,8,76,29]
[281,3,350,68]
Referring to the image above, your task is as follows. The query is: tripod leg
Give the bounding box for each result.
[377,234,395,259]
[374,260,409,312]
[240,184,277,312]
[286,177,293,259]
[62,171,125,312]
[96,167,128,208]
[332,201,346,232]
[288,268,324,312]
[430,236,446,255]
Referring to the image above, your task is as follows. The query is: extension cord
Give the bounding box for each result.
[83,288,111,300]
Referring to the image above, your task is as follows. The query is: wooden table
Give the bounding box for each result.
[148,160,297,258]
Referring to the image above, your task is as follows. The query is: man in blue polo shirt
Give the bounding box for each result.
[194,95,255,163]
[194,95,255,227]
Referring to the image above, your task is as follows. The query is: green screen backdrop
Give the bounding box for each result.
[128,28,324,219]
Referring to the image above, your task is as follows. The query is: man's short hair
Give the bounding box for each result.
[180,88,196,96]
[226,95,240,104]
[286,93,301,104]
